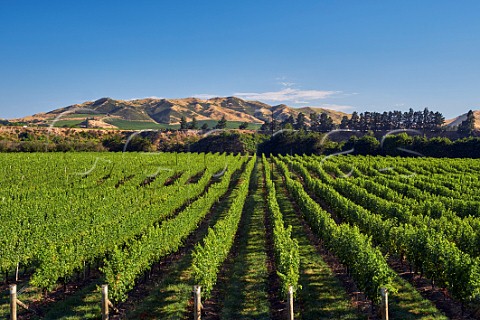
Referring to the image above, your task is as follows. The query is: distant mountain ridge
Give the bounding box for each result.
[13,97,478,130]
[17,97,349,128]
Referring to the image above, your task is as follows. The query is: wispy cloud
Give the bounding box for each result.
[127,96,163,101]
[308,103,355,112]
[234,88,338,103]
[193,93,219,99]
[280,81,296,87]
[294,100,309,104]
[276,76,296,88]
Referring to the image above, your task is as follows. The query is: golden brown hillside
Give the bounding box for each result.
[13,96,350,128]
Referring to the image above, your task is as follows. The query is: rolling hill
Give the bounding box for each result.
[15,97,477,131]
[15,97,349,129]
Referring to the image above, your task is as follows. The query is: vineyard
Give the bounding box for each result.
[1,152,480,319]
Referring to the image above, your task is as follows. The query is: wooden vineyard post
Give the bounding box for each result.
[101,284,109,320]
[9,283,30,319]
[193,285,202,320]
[10,284,17,320]
[380,287,389,320]
[288,285,294,320]
[101,285,116,320]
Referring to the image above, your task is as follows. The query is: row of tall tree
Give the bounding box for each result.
[340,108,446,131]
[261,108,449,132]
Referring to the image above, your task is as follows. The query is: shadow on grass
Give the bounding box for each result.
[272,164,363,320]
[125,254,195,319]
[284,158,448,320]
[125,167,243,320]
[215,160,270,320]
[38,280,103,320]
[388,278,448,320]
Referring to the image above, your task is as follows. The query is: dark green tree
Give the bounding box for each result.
[239,121,249,129]
[189,116,198,129]
[126,136,153,152]
[180,116,188,130]
[353,135,380,155]
[295,112,307,130]
[201,123,209,130]
[271,119,281,133]
[102,134,124,151]
[310,112,320,131]
[349,111,360,129]
[458,110,475,136]
[215,115,227,129]
[340,115,349,129]
[285,115,295,127]
[318,113,335,131]
[433,112,445,130]
[260,120,270,131]
[404,108,415,128]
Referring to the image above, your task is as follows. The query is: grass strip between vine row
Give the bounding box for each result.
[192,155,256,298]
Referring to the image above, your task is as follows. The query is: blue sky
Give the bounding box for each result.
[0,0,479,119]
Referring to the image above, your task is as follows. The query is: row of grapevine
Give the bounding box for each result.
[102,155,247,302]
[282,156,480,303]
[396,158,480,196]
[1,153,172,274]
[30,154,235,291]
[192,155,256,298]
[366,167,480,218]
[0,153,235,290]
[335,157,480,257]
[262,155,300,297]
[273,157,395,303]
[296,155,480,258]
[331,154,480,204]
[0,153,189,262]
[347,168,480,258]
